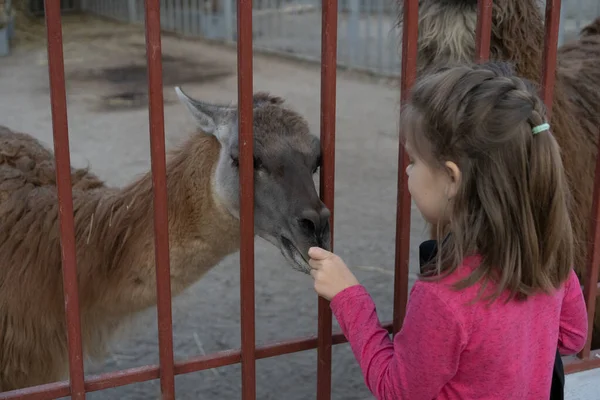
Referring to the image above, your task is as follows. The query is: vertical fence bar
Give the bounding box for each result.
[575,0,582,31]
[43,1,86,398]
[580,127,600,360]
[347,0,359,67]
[144,1,177,399]
[237,0,257,399]
[557,1,566,47]
[224,0,233,42]
[128,0,138,23]
[364,1,371,70]
[192,0,199,35]
[169,0,175,30]
[539,0,561,118]
[540,0,600,364]
[392,0,418,334]
[317,1,338,398]
[119,0,125,20]
[376,0,383,75]
[474,0,493,62]
[176,0,182,32]
[184,0,190,34]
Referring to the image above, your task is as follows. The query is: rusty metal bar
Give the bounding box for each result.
[43,1,86,399]
[474,0,493,62]
[393,0,418,334]
[237,0,257,399]
[317,1,338,398]
[539,0,561,117]
[144,1,176,398]
[579,128,600,360]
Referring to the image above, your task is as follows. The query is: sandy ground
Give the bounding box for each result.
[1,13,598,400]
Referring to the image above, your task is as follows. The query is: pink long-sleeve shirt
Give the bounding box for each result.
[330,255,588,400]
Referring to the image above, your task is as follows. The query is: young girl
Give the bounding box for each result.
[308,61,588,399]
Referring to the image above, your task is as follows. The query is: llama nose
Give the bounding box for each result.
[299,207,331,239]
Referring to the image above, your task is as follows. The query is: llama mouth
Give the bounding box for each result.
[280,236,311,274]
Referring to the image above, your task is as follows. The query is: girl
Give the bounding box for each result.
[308,61,588,399]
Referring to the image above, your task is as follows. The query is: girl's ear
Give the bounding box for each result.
[444,161,461,199]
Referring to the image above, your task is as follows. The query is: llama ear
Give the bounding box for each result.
[175,86,231,136]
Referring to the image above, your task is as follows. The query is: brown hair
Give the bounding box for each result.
[401,61,574,303]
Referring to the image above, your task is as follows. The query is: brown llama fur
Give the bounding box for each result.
[0,91,329,390]
[397,0,600,349]
[0,127,239,391]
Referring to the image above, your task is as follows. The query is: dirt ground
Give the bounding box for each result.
[0,13,429,400]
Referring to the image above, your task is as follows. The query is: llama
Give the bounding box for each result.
[396,0,600,348]
[0,89,330,391]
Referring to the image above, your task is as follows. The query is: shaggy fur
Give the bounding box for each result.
[0,127,238,391]
[397,0,600,349]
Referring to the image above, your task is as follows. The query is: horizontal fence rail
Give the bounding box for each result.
[1,0,599,399]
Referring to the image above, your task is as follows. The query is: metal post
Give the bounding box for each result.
[316,1,338,398]
[128,0,137,22]
[144,0,177,398]
[237,0,256,398]
[224,0,234,41]
[474,0,493,62]
[347,0,359,67]
[393,0,418,333]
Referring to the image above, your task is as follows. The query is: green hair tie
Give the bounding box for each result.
[532,123,550,135]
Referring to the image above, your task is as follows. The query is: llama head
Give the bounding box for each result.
[175,87,330,274]
[398,0,543,74]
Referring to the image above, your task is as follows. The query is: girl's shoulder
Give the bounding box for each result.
[413,255,487,312]
[415,254,577,310]
[418,254,482,289]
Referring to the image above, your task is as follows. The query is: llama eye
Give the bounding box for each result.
[231,155,264,171]
[253,157,264,171]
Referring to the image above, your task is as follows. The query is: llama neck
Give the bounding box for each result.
[415,0,547,79]
[490,0,546,80]
[80,134,241,319]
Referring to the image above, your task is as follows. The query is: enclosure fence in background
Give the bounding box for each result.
[0,0,599,399]
[80,0,597,78]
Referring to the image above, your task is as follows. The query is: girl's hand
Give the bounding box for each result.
[308,247,360,301]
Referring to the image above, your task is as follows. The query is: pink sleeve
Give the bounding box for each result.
[558,269,588,355]
[330,283,467,400]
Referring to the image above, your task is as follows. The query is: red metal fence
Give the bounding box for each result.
[0,0,599,398]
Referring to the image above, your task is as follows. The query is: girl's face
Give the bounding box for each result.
[404,143,458,225]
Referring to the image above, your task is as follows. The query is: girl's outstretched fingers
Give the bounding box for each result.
[308,246,333,260]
